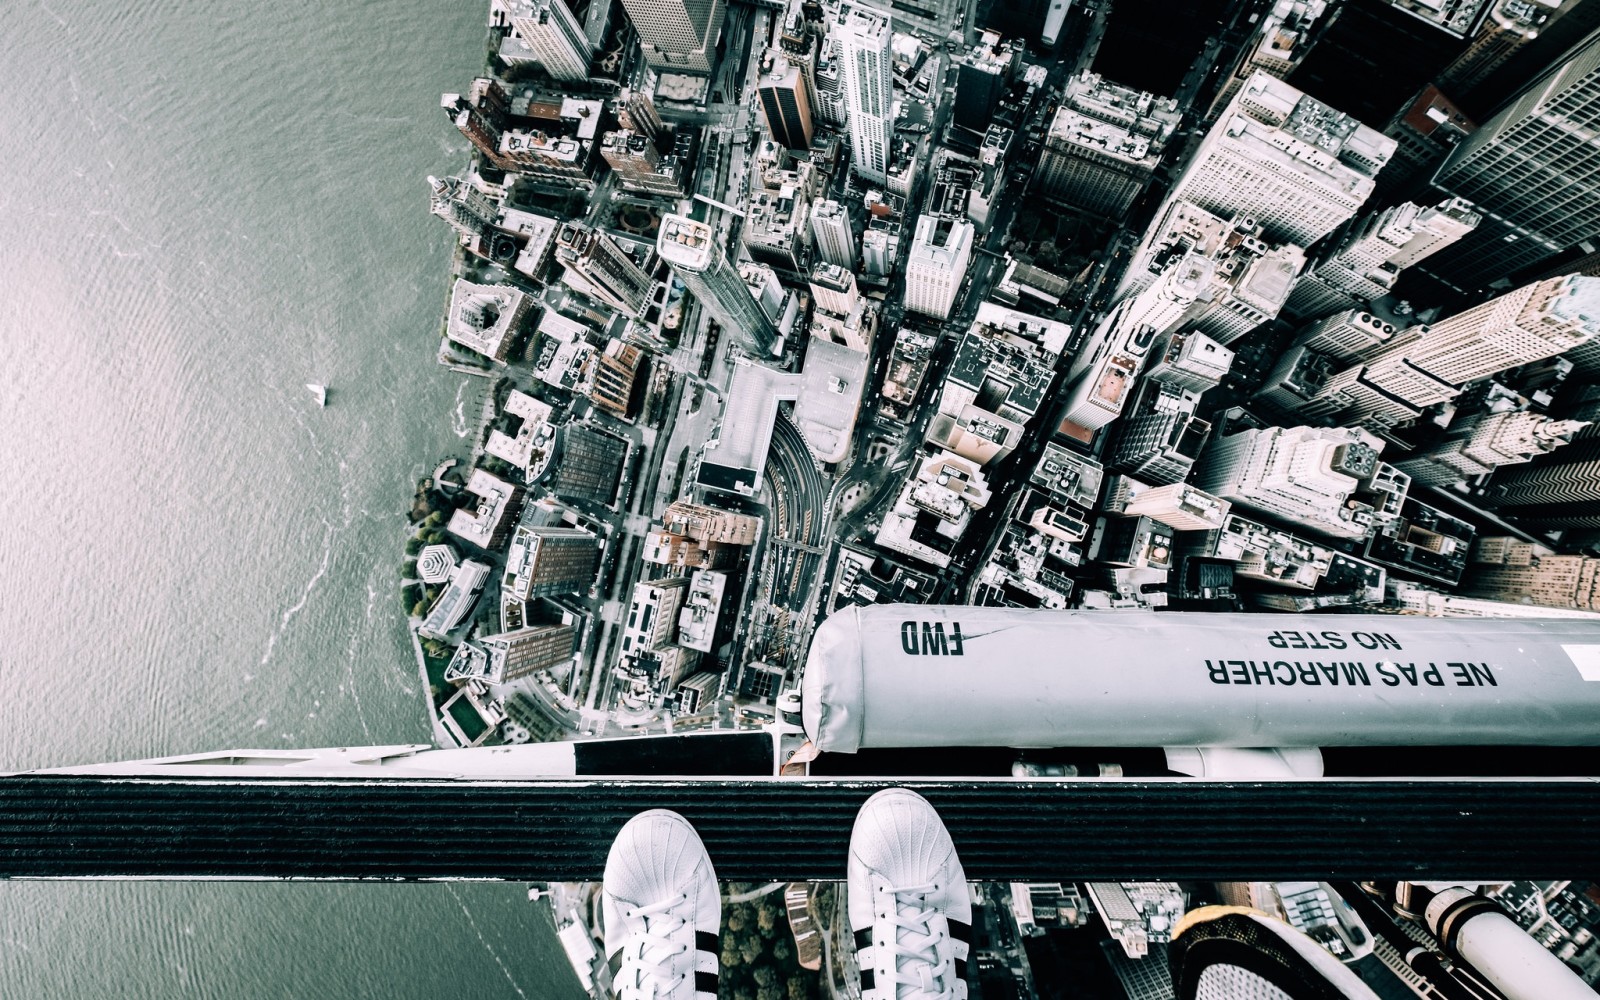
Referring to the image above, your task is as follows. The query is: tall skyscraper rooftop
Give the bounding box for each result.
[1123,73,1393,298]
[1035,72,1181,217]
[834,4,894,184]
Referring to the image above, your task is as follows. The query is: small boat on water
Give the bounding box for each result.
[306,383,327,407]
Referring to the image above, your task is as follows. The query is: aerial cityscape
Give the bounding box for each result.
[10,0,1600,997]
[379,0,1600,994]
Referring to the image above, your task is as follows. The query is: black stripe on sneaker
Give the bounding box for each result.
[696,931,720,954]
[854,927,873,949]
[607,949,624,978]
[949,919,972,944]
[859,968,876,991]
[955,956,968,980]
[695,971,719,993]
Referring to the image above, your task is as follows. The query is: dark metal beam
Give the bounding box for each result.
[2,775,1596,882]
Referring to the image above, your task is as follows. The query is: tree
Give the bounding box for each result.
[772,939,792,964]
[756,984,781,1000]
[726,907,749,934]
[756,905,778,933]
[785,978,808,1000]
[424,511,445,528]
[411,600,427,618]
[405,536,424,556]
[738,933,763,967]
[752,966,777,990]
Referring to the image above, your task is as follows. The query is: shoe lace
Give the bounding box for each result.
[882,881,955,1000]
[617,893,692,1000]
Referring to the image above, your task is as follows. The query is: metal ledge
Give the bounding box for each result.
[1,775,1596,882]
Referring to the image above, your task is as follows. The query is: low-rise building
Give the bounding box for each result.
[484,390,557,475]
[446,468,525,551]
[676,570,728,653]
[446,279,533,363]
[420,559,491,639]
[875,451,993,569]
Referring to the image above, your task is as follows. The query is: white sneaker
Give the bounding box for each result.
[1172,906,1382,1000]
[848,788,972,1000]
[602,809,721,1000]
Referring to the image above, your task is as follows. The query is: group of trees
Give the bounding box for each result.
[401,510,451,617]
[717,885,819,1000]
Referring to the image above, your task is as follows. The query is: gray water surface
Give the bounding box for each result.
[0,1,579,995]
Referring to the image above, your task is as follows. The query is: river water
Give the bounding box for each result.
[0,1,579,996]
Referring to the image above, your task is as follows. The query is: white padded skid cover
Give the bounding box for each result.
[802,605,867,753]
[800,603,1600,754]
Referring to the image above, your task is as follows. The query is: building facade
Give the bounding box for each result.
[555,223,655,315]
[1301,275,1600,427]
[506,0,592,82]
[1123,72,1393,300]
[481,623,579,681]
[619,0,724,72]
[502,525,599,599]
[1285,199,1480,320]
[1423,31,1600,292]
[1395,410,1589,488]
[811,199,856,270]
[1195,425,1408,541]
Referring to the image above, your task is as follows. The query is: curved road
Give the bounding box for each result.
[765,415,828,613]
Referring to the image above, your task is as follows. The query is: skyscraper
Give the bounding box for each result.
[904,216,974,321]
[811,36,847,128]
[1288,308,1402,362]
[1109,380,1215,485]
[588,339,643,417]
[600,130,688,197]
[1437,0,1569,97]
[619,0,725,73]
[542,423,629,506]
[1202,0,1329,123]
[952,33,1016,136]
[506,0,592,82]
[662,500,760,544]
[1194,425,1408,541]
[1299,275,1600,427]
[809,262,859,316]
[441,79,512,171]
[1285,199,1480,320]
[620,578,691,655]
[756,50,814,151]
[811,199,856,270]
[834,5,894,184]
[1422,30,1600,292]
[427,175,497,246]
[1488,437,1600,526]
[554,223,655,315]
[1394,410,1589,487]
[1034,73,1181,218]
[1123,72,1393,298]
[1103,201,1306,343]
[1377,86,1476,201]
[657,214,782,357]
